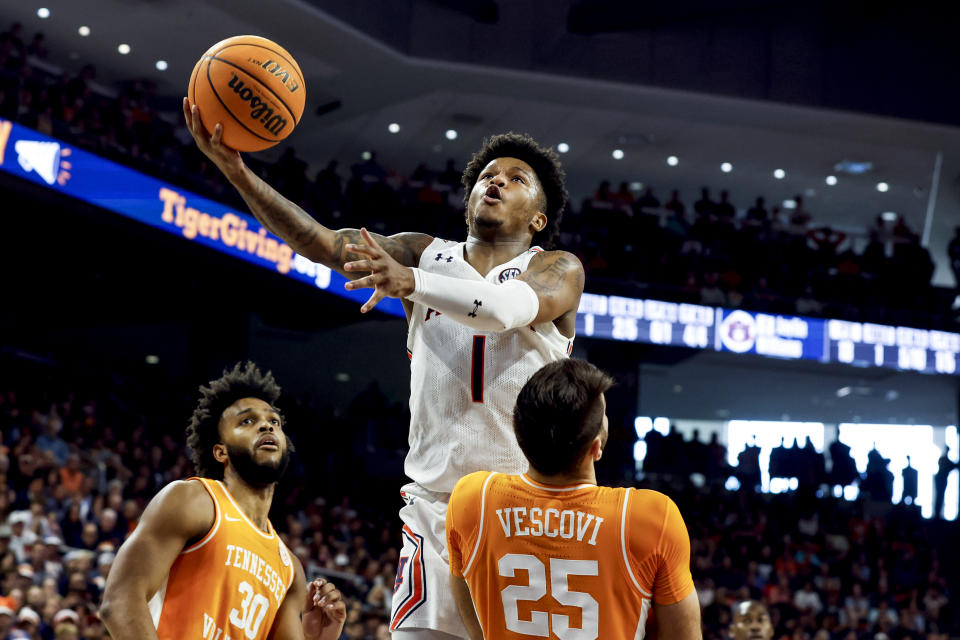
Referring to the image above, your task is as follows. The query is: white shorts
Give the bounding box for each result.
[390,482,469,638]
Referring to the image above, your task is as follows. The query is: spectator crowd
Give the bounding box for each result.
[0,23,954,332]
[0,359,956,640]
[674,482,953,640]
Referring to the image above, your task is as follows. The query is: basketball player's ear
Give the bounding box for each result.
[212,443,228,464]
[589,436,603,462]
[530,212,547,233]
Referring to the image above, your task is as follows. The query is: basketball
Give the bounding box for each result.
[187,35,306,152]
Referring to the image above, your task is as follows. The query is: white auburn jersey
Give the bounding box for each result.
[405,238,573,493]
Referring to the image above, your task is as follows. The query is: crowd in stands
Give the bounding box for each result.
[572,183,944,329]
[0,23,954,332]
[668,480,954,640]
[0,357,956,640]
[639,429,960,518]
[638,428,957,640]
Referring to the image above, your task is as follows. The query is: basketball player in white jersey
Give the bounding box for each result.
[185,100,584,639]
[100,362,346,640]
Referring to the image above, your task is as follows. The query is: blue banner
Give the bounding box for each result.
[0,118,405,317]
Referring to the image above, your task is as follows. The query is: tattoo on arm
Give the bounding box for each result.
[525,254,578,294]
[332,230,433,279]
[234,171,431,272]
[242,176,323,252]
[331,229,367,266]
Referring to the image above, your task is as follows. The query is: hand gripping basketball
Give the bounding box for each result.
[183,98,244,179]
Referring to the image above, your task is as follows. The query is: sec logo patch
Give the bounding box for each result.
[498,267,521,282]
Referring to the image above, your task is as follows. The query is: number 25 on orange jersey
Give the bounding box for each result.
[499,554,599,639]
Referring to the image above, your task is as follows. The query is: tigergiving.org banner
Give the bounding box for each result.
[0,118,405,317]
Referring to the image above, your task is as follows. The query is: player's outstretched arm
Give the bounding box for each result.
[344,229,584,329]
[450,575,485,640]
[99,480,215,640]
[183,98,433,277]
[269,559,346,640]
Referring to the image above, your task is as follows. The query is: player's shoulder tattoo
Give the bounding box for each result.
[523,249,585,295]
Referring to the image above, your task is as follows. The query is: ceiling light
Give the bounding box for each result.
[782,199,797,209]
[612,149,624,160]
[445,129,458,140]
[78,26,90,36]
[361,151,371,160]
[876,181,889,192]
[557,142,569,153]
[834,160,873,175]
[118,43,131,55]
[721,162,733,173]
[825,175,838,186]
[667,155,679,167]
[145,355,159,365]
[773,169,786,179]
[388,123,400,134]
[629,182,644,191]
[881,211,898,221]
[37,8,50,18]
[155,60,168,71]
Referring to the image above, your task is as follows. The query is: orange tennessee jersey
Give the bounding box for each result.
[149,478,296,640]
[446,472,694,640]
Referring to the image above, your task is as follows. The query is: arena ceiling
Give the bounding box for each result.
[2,0,959,284]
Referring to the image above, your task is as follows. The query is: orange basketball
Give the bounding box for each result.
[187,35,306,152]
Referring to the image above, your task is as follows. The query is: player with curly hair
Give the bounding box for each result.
[101,362,346,640]
[186,102,585,638]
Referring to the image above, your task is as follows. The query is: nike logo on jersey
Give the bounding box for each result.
[224,514,242,522]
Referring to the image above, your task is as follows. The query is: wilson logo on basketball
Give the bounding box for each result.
[260,59,301,93]
[227,74,288,136]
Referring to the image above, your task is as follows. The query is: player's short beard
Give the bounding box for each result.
[226,442,289,487]
[470,200,504,230]
[474,214,503,229]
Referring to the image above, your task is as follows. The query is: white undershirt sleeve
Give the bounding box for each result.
[406,268,540,332]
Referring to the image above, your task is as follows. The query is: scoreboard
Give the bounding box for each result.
[576,293,960,376]
[826,320,960,375]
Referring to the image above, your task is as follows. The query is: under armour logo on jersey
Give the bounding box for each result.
[468,300,482,318]
[435,253,453,263]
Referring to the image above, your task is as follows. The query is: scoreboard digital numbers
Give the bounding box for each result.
[576,293,960,376]
[577,294,714,349]
[826,320,960,375]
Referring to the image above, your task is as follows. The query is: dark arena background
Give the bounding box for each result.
[1,1,960,639]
